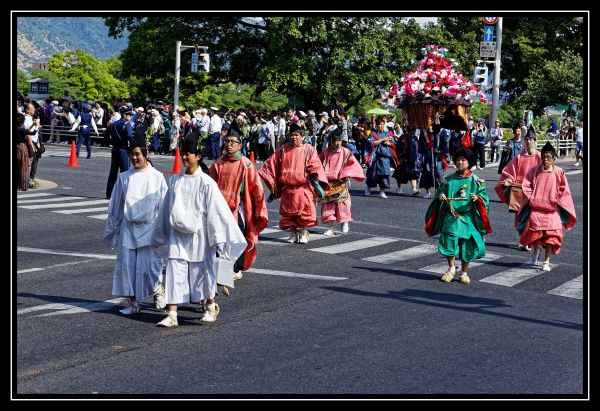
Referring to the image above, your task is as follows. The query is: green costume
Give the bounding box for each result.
[425,171,492,262]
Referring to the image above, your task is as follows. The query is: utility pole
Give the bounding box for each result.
[174,41,208,109]
[490,17,502,126]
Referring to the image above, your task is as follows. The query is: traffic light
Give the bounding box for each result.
[199,53,210,73]
[473,60,488,87]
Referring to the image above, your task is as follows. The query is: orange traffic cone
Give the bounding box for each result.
[248,150,255,164]
[66,141,79,167]
[170,147,182,174]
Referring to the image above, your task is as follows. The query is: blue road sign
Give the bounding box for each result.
[484,26,494,42]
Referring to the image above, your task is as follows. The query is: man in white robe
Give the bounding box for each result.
[104,135,168,315]
[151,133,246,326]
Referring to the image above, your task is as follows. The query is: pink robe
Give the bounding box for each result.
[210,155,269,270]
[495,150,542,203]
[258,143,328,229]
[518,165,577,254]
[319,147,365,223]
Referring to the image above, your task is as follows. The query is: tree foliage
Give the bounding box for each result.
[105,16,584,116]
[47,50,129,102]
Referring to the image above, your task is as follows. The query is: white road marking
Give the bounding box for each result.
[54,207,108,214]
[88,214,108,220]
[17,259,101,274]
[247,268,347,281]
[17,247,116,259]
[16,193,55,198]
[18,199,110,209]
[547,275,583,299]
[419,253,503,273]
[479,263,553,287]
[309,236,398,254]
[260,227,282,234]
[565,170,583,175]
[17,196,86,204]
[362,244,438,264]
[17,297,126,317]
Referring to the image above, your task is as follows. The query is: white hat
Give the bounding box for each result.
[136,107,144,112]
[51,100,59,105]
[386,121,395,128]
[298,110,307,117]
[307,110,315,116]
[210,106,219,111]
[320,111,329,117]
[240,111,247,117]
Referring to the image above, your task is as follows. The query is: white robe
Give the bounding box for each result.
[104,165,168,299]
[151,168,247,303]
[152,168,246,262]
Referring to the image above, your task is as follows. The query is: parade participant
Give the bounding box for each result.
[364,119,399,197]
[70,103,99,159]
[393,126,422,195]
[418,125,450,199]
[495,130,542,251]
[425,147,492,284]
[104,132,168,315]
[106,108,135,199]
[319,128,365,235]
[151,133,247,326]
[517,142,577,271]
[209,134,268,280]
[258,123,329,244]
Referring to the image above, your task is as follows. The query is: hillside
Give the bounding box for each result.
[17,17,129,69]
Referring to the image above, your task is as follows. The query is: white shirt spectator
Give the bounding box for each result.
[209,113,222,134]
[575,126,583,143]
[23,113,39,143]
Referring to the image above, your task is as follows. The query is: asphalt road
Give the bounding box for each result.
[14,145,587,398]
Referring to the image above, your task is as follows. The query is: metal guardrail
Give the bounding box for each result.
[39,124,107,144]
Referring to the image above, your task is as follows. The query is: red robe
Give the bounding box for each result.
[517,165,577,254]
[319,147,365,223]
[258,143,328,229]
[495,149,542,203]
[210,155,268,270]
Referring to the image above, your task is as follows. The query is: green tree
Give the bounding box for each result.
[104,17,444,112]
[520,50,583,114]
[47,50,129,102]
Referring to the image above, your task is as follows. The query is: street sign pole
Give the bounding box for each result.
[490,17,502,128]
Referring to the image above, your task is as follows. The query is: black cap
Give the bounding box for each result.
[540,142,556,157]
[288,123,305,136]
[131,131,147,150]
[182,132,200,154]
[328,127,343,141]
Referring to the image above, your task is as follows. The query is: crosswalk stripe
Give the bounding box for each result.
[247,268,347,281]
[17,246,116,259]
[261,227,282,234]
[88,214,108,220]
[362,244,438,264]
[479,263,552,287]
[18,199,110,209]
[54,207,108,214]
[18,196,86,204]
[547,275,583,299]
[16,193,55,198]
[309,236,398,254]
[565,170,583,175]
[419,252,503,273]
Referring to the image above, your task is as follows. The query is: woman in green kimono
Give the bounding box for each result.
[425,147,492,284]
